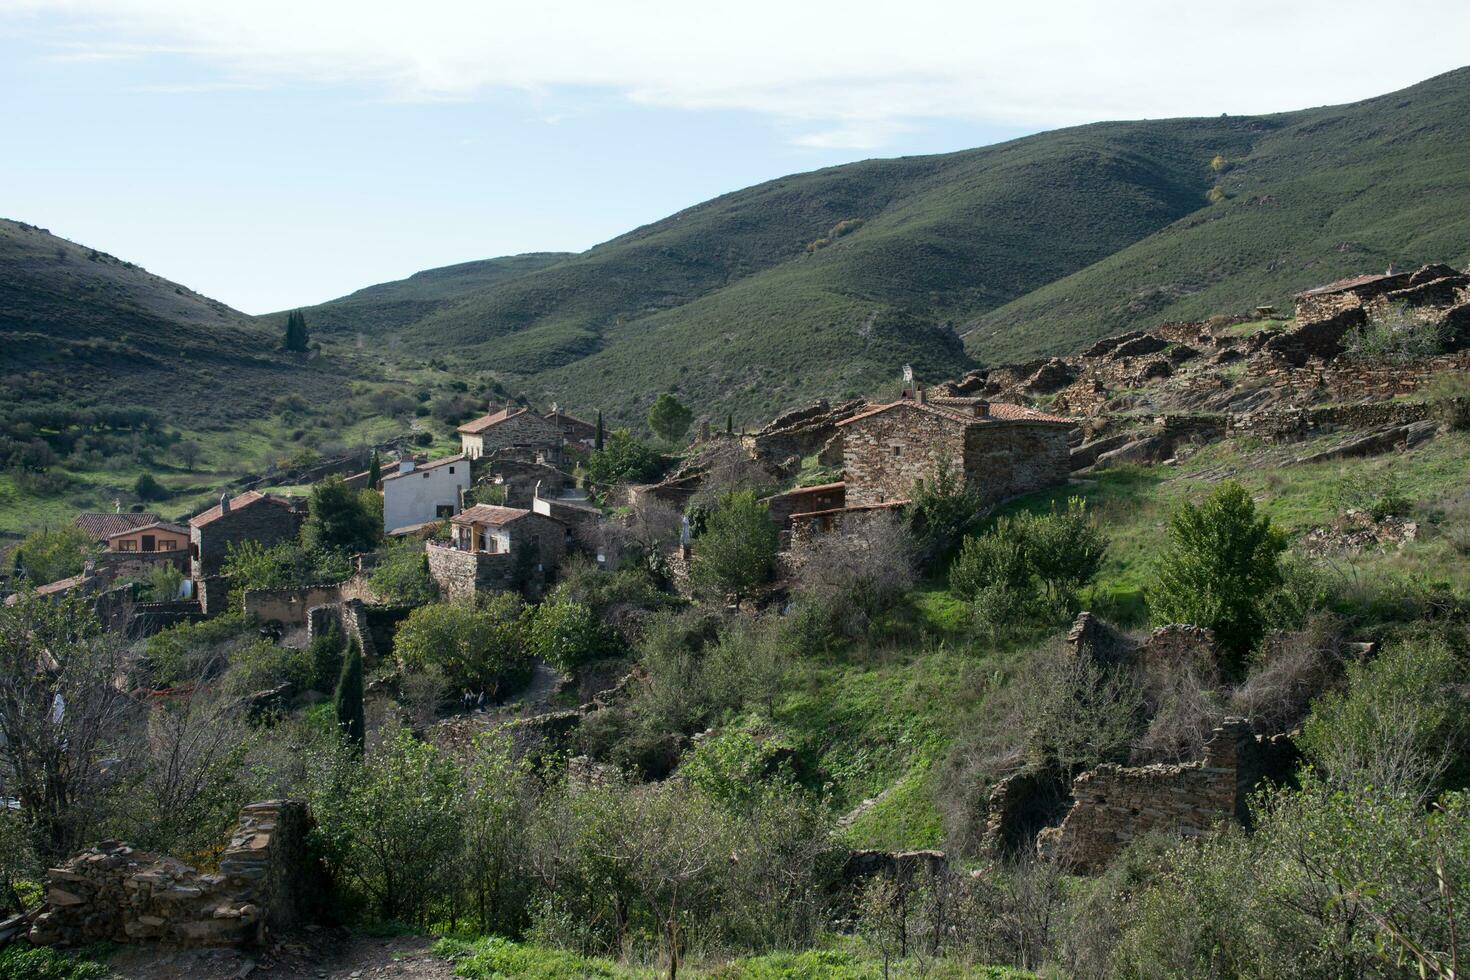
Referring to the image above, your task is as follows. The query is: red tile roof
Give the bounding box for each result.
[450,504,534,527]
[73,512,162,541]
[457,407,528,434]
[189,491,293,528]
[836,399,1072,428]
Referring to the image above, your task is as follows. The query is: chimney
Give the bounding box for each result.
[399,459,416,475]
[219,492,230,515]
[972,399,990,417]
[915,386,926,405]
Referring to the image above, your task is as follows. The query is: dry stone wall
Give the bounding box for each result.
[29,801,315,948]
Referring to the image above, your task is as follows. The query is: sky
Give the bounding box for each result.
[4,1,1470,314]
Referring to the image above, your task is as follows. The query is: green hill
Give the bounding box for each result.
[0,218,358,429]
[283,67,1470,426]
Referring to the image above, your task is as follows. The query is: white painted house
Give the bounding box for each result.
[381,454,471,535]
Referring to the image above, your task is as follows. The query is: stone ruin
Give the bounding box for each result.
[28,800,318,949]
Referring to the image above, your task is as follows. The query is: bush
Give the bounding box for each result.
[951,499,1106,610]
[690,490,778,605]
[0,946,111,980]
[369,541,438,605]
[302,475,382,556]
[1149,481,1287,668]
[13,524,95,586]
[1298,634,1470,800]
[789,512,917,640]
[526,597,616,674]
[144,613,254,687]
[1345,303,1450,361]
[133,471,169,501]
[394,596,532,696]
[904,461,983,565]
[222,540,351,593]
[585,429,663,485]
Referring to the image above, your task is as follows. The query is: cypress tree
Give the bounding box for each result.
[333,641,365,753]
[284,310,310,352]
[367,449,381,490]
[594,410,605,451]
[726,413,733,435]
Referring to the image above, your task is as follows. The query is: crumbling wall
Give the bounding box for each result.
[1038,721,1247,873]
[29,801,316,948]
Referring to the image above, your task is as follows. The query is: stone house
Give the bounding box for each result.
[761,481,847,533]
[380,453,471,535]
[545,407,598,448]
[457,404,563,460]
[835,391,1073,508]
[426,504,567,601]
[188,491,302,579]
[1293,269,1417,324]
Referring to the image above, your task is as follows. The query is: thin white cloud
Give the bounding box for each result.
[5,0,1470,145]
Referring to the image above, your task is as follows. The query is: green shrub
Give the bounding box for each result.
[222,540,351,593]
[133,471,168,501]
[302,474,382,555]
[1345,303,1450,361]
[13,524,96,586]
[526,597,616,674]
[394,595,532,695]
[0,946,111,980]
[585,429,663,485]
[690,490,779,605]
[369,541,438,605]
[905,461,983,565]
[144,613,253,686]
[1149,481,1287,667]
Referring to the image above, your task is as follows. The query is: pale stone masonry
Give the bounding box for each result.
[457,404,562,460]
[836,392,1073,508]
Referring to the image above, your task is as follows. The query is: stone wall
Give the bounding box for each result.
[305,599,377,661]
[842,405,967,507]
[426,543,517,603]
[1038,721,1245,873]
[29,801,317,948]
[1228,400,1436,442]
[241,573,377,627]
[962,422,1072,507]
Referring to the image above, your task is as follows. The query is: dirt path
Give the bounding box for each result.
[106,931,459,980]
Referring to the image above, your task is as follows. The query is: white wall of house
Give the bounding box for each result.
[382,460,471,532]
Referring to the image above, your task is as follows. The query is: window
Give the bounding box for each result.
[118,540,137,552]
[448,466,455,474]
[892,446,902,457]
[436,504,454,519]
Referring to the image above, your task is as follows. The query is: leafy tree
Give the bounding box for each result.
[1150,481,1287,666]
[14,525,95,586]
[133,471,169,501]
[904,461,982,565]
[302,474,382,555]
[691,490,778,606]
[526,597,614,673]
[585,429,662,485]
[647,392,694,445]
[283,309,310,352]
[175,440,203,471]
[952,498,1107,610]
[367,449,382,490]
[369,540,438,605]
[394,595,531,695]
[334,641,365,753]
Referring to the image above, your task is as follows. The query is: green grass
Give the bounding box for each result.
[434,936,1031,979]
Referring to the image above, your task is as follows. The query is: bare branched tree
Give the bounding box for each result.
[791,513,918,638]
[0,592,140,859]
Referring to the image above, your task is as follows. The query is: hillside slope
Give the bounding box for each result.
[287,68,1470,426]
[0,219,364,428]
[966,66,1470,361]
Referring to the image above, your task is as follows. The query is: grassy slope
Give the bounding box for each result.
[0,218,370,430]
[967,66,1470,361]
[289,119,1257,424]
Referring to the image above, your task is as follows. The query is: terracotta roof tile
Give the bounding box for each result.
[189,491,293,528]
[73,512,162,541]
[450,504,533,527]
[457,407,527,435]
